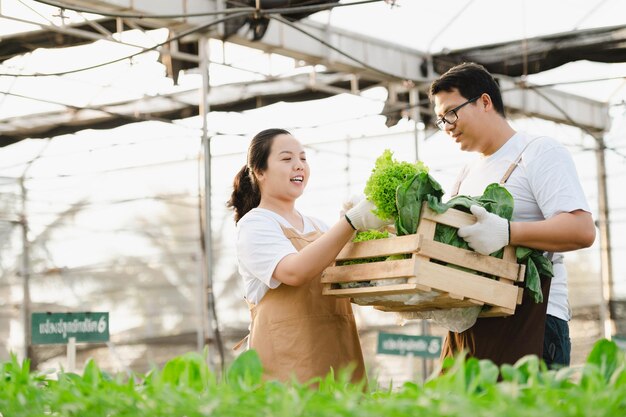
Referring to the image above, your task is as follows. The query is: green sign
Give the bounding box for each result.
[377,331,442,358]
[31,312,109,345]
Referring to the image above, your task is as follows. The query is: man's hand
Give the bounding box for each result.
[457,205,509,255]
[345,198,392,231]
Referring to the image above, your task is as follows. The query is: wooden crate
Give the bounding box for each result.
[322,203,526,317]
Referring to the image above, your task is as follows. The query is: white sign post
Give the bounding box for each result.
[67,336,76,373]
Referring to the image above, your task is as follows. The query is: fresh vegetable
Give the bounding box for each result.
[426,183,552,303]
[0,339,624,416]
[394,171,444,236]
[363,149,428,221]
[353,229,390,242]
[360,149,553,303]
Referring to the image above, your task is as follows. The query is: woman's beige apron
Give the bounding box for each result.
[440,137,551,367]
[246,223,366,384]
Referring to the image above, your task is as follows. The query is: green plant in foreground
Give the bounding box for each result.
[0,339,624,416]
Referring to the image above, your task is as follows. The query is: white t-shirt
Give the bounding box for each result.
[236,208,329,304]
[453,132,591,321]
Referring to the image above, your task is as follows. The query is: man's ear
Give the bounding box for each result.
[480,93,493,111]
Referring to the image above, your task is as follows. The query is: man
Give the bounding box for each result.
[429,62,596,367]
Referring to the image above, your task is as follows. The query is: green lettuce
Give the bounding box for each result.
[364,149,428,221]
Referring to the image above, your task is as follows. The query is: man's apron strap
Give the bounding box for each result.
[496,137,557,263]
[499,137,543,185]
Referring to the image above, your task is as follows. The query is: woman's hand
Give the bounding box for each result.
[345,198,393,231]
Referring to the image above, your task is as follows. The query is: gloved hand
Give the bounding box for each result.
[345,198,392,231]
[340,194,365,217]
[457,205,509,255]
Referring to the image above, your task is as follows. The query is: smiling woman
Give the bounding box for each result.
[226,128,391,385]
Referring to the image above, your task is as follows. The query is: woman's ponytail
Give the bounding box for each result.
[227,164,260,223]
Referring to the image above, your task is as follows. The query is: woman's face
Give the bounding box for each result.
[256,134,309,202]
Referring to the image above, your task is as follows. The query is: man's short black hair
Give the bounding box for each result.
[429,62,506,117]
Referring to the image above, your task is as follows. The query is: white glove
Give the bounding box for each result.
[340,194,365,217]
[457,205,509,255]
[345,198,392,231]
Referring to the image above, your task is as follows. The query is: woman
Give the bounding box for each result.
[227,128,385,384]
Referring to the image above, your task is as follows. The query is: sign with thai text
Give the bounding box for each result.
[31,312,109,345]
[377,331,442,358]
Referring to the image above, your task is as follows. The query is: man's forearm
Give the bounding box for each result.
[509,210,595,252]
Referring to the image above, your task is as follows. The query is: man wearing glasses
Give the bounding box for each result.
[428,62,595,368]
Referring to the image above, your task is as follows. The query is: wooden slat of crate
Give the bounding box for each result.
[421,204,475,228]
[321,258,416,284]
[335,234,421,261]
[321,204,526,317]
[323,257,519,311]
[322,283,424,297]
[478,306,516,317]
[325,236,523,284]
[412,259,519,310]
[372,292,484,310]
[417,238,522,282]
[481,244,524,316]
[376,304,515,317]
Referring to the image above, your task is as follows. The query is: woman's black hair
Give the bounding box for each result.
[227,128,291,223]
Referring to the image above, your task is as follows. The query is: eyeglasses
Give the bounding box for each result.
[435,95,481,130]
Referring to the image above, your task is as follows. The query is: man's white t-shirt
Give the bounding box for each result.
[453,132,591,321]
[236,208,329,305]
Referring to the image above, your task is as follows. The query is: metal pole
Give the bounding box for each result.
[595,135,614,339]
[410,87,431,380]
[199,37,214,362]
[345,137,351,200]
[410,88,419,161]
[19,178,31,360]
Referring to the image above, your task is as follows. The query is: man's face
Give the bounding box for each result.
[433,89,484,153]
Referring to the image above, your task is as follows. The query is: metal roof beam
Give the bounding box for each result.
[499,77,610,135]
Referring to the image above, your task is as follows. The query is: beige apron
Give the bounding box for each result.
[246,223,366,384]
[441,137,551,366]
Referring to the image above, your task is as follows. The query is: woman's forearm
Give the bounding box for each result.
[273,217,355,286]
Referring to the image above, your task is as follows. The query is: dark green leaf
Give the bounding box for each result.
[226,349,263,387]
[586,339,622,383]
[525,257,543,303]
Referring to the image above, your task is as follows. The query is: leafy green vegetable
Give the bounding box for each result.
[395,175,552,303]
[359,150,554,303]
[364,149,428,221]
[1,339,625,416]
[394,171,444,235]
[353,229,390,242]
